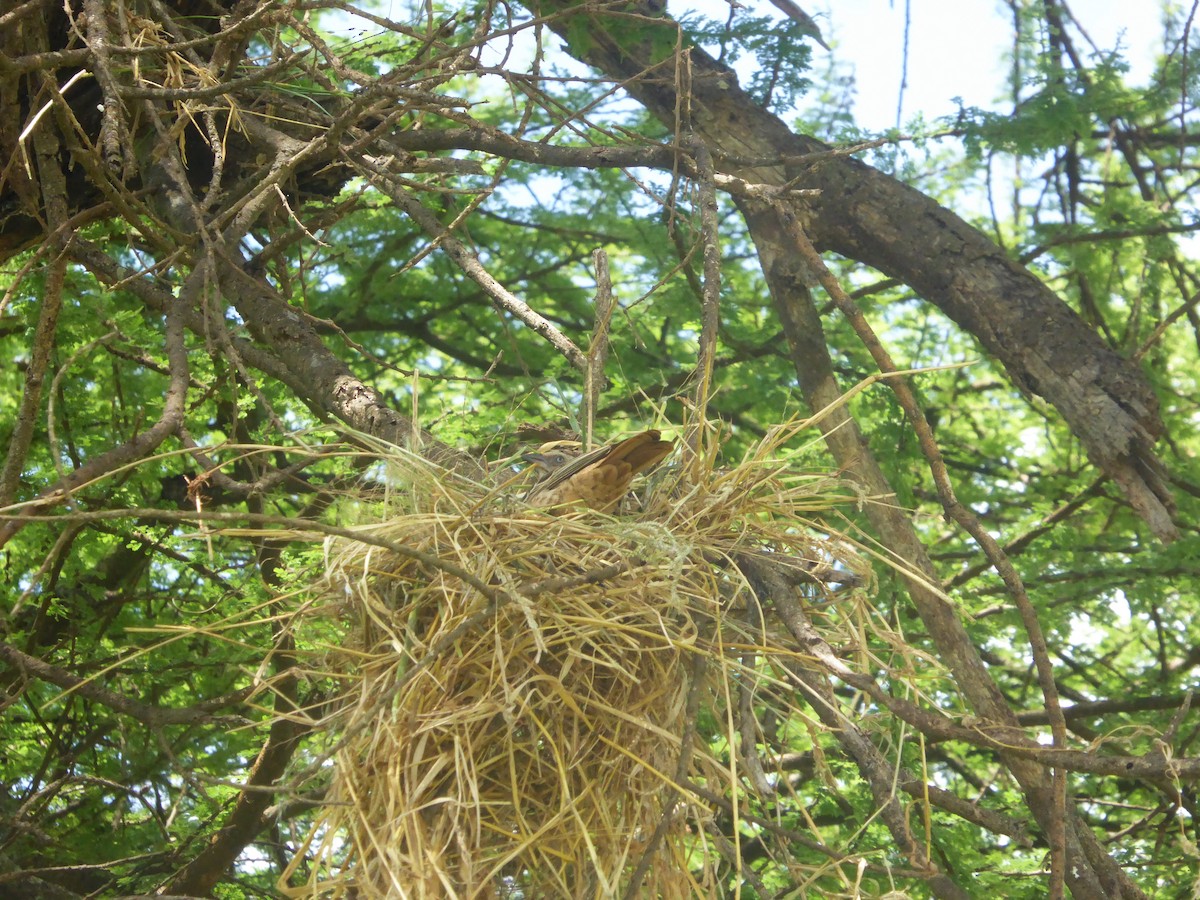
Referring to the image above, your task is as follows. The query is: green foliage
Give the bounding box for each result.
[683,12,815,110]
[3,0,1200,896]
[560,2,680,68]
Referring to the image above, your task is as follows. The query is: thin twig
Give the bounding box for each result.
[0,640,254,726]
[687,135,721,469]
[584,248,615,448]
[380,180,588,372]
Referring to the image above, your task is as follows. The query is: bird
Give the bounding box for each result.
[522,430,674,512]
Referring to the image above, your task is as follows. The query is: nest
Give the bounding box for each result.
[283,428,868,898]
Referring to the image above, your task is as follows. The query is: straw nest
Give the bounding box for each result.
[284,428,868,898]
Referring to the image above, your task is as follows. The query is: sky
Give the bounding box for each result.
[360,0,1171,134]
[795,0,1167,131]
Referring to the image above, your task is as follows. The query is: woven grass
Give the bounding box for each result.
[283,425,869,898]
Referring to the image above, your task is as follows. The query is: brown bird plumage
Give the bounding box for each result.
[523,430,674,512]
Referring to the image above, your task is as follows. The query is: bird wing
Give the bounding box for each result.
[525,443,614,499]
[604,430,673,473]
[525,430,672,504]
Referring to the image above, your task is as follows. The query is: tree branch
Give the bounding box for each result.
[356,162,589,373]
[0,640,253,726]
[537,0,1176,543]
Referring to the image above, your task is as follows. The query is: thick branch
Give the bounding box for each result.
[0,641,252,726]
[161,706,307,894]
[64,238,479,476]
[739,202,1139,898]
[535,0,1175,542]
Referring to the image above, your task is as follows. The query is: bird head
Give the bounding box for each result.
[521,440,582,472]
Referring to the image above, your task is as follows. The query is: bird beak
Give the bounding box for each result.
[521,451,549,467]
